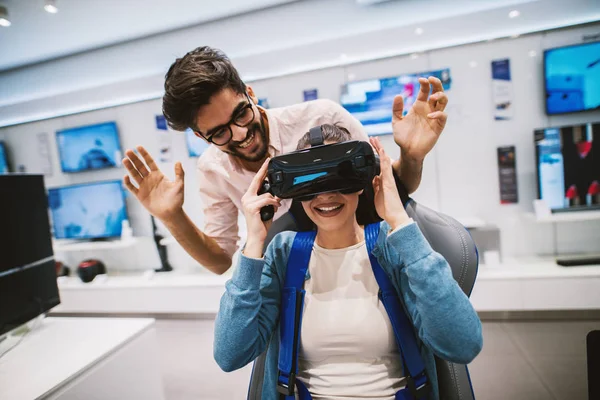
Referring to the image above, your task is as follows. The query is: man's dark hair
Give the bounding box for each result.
[162,46,246,132]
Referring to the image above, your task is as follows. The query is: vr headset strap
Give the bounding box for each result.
[308,126,324,147]
[365,222,430,399]
[277,230,316,399]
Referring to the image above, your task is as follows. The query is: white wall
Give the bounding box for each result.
[1,23,599,270]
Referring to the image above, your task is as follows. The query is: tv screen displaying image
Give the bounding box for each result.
[340,68,451,136]
[0,141,9,174]
[185,128,210,157]
[544,41,600,115]
[535,122,600,212]
[48,180,127,240]
[56,121,122,173]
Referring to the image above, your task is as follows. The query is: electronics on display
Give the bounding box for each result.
[0,175,60,337]
[0,141,9,174]
[185,128,210,157]
[340,68,451,136]
[56,121,122,173]
[535,122,600,212]
[544,41,600,115]
[48,180,128,240]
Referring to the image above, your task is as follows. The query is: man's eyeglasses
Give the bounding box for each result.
[196,94,255,146]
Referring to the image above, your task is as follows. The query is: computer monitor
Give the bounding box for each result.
[0,175,60,337]
[0,141,9,174]
[535,122,600,212]
[185,128,210,157]
[47,180,128,240]
[544,41,600,115]
[56,121,122,173]
[340,68,451,136]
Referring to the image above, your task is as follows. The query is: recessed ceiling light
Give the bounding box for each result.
[508,10,520,18]
[511,34,520,39]
[414,27,424,35]
[44,0,59,14]
[528,50,537,57]
[410,53,419,60]
[0,6,11,27]
[469,61,478,68]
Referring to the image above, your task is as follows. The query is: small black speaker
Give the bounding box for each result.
[77,259,106,283]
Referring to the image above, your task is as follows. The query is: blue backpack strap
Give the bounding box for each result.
[365,222,431,399]
[277,230,317,399]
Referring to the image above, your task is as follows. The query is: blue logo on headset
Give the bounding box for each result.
[293,172,327,185]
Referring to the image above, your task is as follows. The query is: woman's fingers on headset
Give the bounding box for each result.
[248,157,271,194]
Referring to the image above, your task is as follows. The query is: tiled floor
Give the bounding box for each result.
[153,319,598,400]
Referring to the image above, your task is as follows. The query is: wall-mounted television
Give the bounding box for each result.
[340,68,451,136]
[47,180,127,240]
[535,122,600,212]
[56,121,122,173]
[185,129,210,158]
[544,41,600,115]
[0,141,9,174]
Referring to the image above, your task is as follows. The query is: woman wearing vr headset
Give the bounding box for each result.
[214,125,482,400]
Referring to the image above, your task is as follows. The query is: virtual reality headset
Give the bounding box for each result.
[259,126,380,220]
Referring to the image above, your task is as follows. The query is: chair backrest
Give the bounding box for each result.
[252,198,479,400]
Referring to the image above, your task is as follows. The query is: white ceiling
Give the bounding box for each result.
[0,0,298,71]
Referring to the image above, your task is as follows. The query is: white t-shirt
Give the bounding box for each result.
[297,239,407,399]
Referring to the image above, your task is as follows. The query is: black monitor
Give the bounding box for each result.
[535,122,600,212]
[0,175,60,337]
[56,121,122,173]
[47,180,128,240]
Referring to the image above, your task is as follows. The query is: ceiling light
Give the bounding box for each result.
[508,10,520,18]
[469,61,478,68]
[528,50,537,57]
[511,34,520,39]
[0,6,11,27]
[410,53,419,60]
[44,0,58,14]
[340,53,348,61]
[414,27,424,35]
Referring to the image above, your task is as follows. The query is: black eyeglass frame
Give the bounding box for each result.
[195,93,255,146]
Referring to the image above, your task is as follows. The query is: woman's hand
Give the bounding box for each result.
[370,137,411,231]
[241,158,281,258]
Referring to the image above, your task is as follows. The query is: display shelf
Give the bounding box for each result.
[53,237,138,252]
[524,210,600,223]
[455,217,487,229]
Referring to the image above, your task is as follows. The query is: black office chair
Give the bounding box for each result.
[249,195,479,400]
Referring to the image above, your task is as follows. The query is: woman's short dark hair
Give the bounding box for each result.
[162,46,246,132]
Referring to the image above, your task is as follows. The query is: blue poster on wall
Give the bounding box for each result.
[155,115,168,130]
[303,89,318,101]
[340,68,451,136]
[491,59,514,120]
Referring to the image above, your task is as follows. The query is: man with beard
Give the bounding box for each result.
[122,46,449,274]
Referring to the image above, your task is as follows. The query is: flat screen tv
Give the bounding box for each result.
[340,68,451,136]
[0,141,9,174]
[56,121,122,173]
[0,175,60,337]
[535,122,600,212]
[544,41,600,115]
[47,180,127,240]
[185,128,210,158]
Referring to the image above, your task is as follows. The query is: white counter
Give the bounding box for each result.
[0,317,165,400]
[51,258,600,316]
